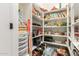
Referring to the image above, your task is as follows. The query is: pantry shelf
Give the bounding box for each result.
[44,26,67,28]
[68,37,79,50]
[19,47,28,54]
[19,43,28,48]
[19,36,28,39]
[44,8,67,14]
[19,31,28,35]
[44,17,67,22]
[44,34,67,37]
[44,41,67,47]
[19,39,28,44]
[71,19,79,26]
[32,3,75,56]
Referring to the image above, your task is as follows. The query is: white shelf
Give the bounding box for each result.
[19,32,28,36]
[68,36,79,50]
[19,32,28,40]
[44,34,67,37]
[44,41,67,47]
[19,31,28,33]
[32,34,43,39]
[71,19,79,26]
[19,43,28,48]
[32,5,70,55]
[19,36,28,39]
[19,39,28,43]
[67,46,74,56]
[44,26,67,28]
[44,8,67,14]
[19,47,28,54]
[74,19,79,25]
[44,17,67,22]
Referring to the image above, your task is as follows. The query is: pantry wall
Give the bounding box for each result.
[31,3,79,56]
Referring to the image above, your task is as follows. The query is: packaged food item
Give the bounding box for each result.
[53,48,67,56]
[32,48,41,56]
[40,7,48,12]
[43,47,54,56]
[32,43,46,56]
[51,6,58,11]
[60,32,65,35]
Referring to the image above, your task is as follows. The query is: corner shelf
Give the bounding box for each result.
[68,36,79,50]
[19,36,28,39]
[32,4,71,56]
[44,34,67,38]
[44,17,67,22]
[19,42,28,48]
[19,47,28,55]
[44,26,67,28]
[19,39,28,44]
[18,31,28,35]
[44,41,67,47]
[71,19,79,26]
[44,8,67,14]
